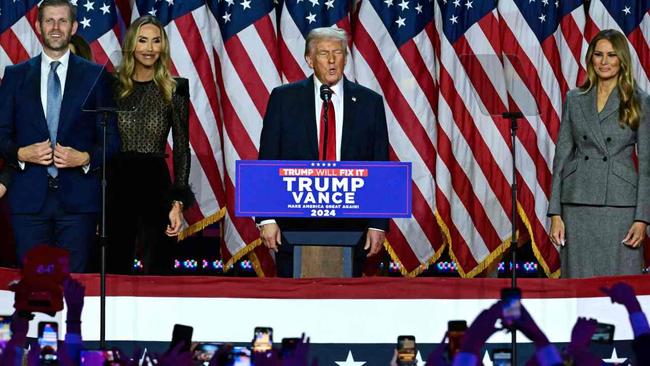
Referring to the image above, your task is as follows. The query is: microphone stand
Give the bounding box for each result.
[320,84,332,160]
[98,107,112,349]
[502,111,523,364]
[322,98,330,159]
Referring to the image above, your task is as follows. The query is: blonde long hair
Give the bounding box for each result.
[580,29,641,130]
[116,15,176,103]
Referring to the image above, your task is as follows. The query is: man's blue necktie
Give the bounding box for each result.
[46,61,61,178]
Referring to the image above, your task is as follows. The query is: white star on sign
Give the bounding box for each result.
[148,7,157,15]
[415,351,426,366]
[335,351,366,366]
[325,0,335,9]
[395,16,406,27]
[222,11,231,22]
[603,348,627,363]
[100,3,110,14]
[622,6,631,15]
[306,12,317,23]
[240,0,251,9]
[482,350,493,366]
[398,0,409,10]
[83,0,94,11]
[80,17,91,28]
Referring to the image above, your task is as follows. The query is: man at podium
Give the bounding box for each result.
[257,27,389,277]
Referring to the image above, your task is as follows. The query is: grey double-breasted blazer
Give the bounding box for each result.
[548,86,650,223]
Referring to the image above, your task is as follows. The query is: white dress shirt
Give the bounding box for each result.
[313,76,344,161]
[41,50,70,116]
[19,51,88,173]
[259,76,382,232]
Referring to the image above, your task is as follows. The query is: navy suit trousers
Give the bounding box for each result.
[10,184,96,272]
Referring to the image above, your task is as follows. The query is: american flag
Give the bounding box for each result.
[6,0,645,278]
[130,0,233,271]
[0,0,43,78]
[433,0,516,277]
[72,0,125,68]
[279,0,354,82]
[352,0,445,275]
[495,0,587,277]
[206,0,280,275]
[587,1,650,91]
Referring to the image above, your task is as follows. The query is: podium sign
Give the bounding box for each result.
[236,160,411,218]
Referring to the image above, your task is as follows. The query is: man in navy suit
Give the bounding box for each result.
[257,27,389,277]
[0,0,120,272]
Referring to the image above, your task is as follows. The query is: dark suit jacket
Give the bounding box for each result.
[257,76,389,231]
[0,54,120,214]
[548,87,650,222]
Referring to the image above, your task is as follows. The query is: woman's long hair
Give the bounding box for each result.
[580,29,641,130]
[116,15,176,103]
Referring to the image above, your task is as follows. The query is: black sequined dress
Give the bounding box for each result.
[106,78,194,274]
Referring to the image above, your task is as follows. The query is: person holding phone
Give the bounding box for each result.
[108,15,194,274]
[548,29,650,278]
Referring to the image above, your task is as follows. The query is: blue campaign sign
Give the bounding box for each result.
[236,160,412,218]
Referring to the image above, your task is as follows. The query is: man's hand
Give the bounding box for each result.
[17,139,53,165]
[54,143,90,168]
[0,183,6,199]
[364,229,385,257]
[260,223,282,252]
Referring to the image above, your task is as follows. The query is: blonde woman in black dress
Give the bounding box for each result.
[107,15,194,274]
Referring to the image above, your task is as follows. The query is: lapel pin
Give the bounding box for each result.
[352,97,357,102]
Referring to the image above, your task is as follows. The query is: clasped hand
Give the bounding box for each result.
[18,140,89,168]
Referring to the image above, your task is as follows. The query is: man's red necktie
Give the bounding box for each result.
[319,99,336,160]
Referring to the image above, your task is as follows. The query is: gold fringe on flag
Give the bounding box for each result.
[383,237,446,278]
[223,237,263,273]
[439,208,512,278]
[247,250,267,278]
[516,204,561,278]
[177,207,227,241]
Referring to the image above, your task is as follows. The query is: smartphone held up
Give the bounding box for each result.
[396,335,417,366]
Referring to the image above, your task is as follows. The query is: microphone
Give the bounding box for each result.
[320,84,333,102]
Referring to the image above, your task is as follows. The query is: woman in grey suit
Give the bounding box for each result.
[548,29,650,278]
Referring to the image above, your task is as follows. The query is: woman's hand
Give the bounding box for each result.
[166,201,183,237]
[549,215,565,247]
[621,221,647,248]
